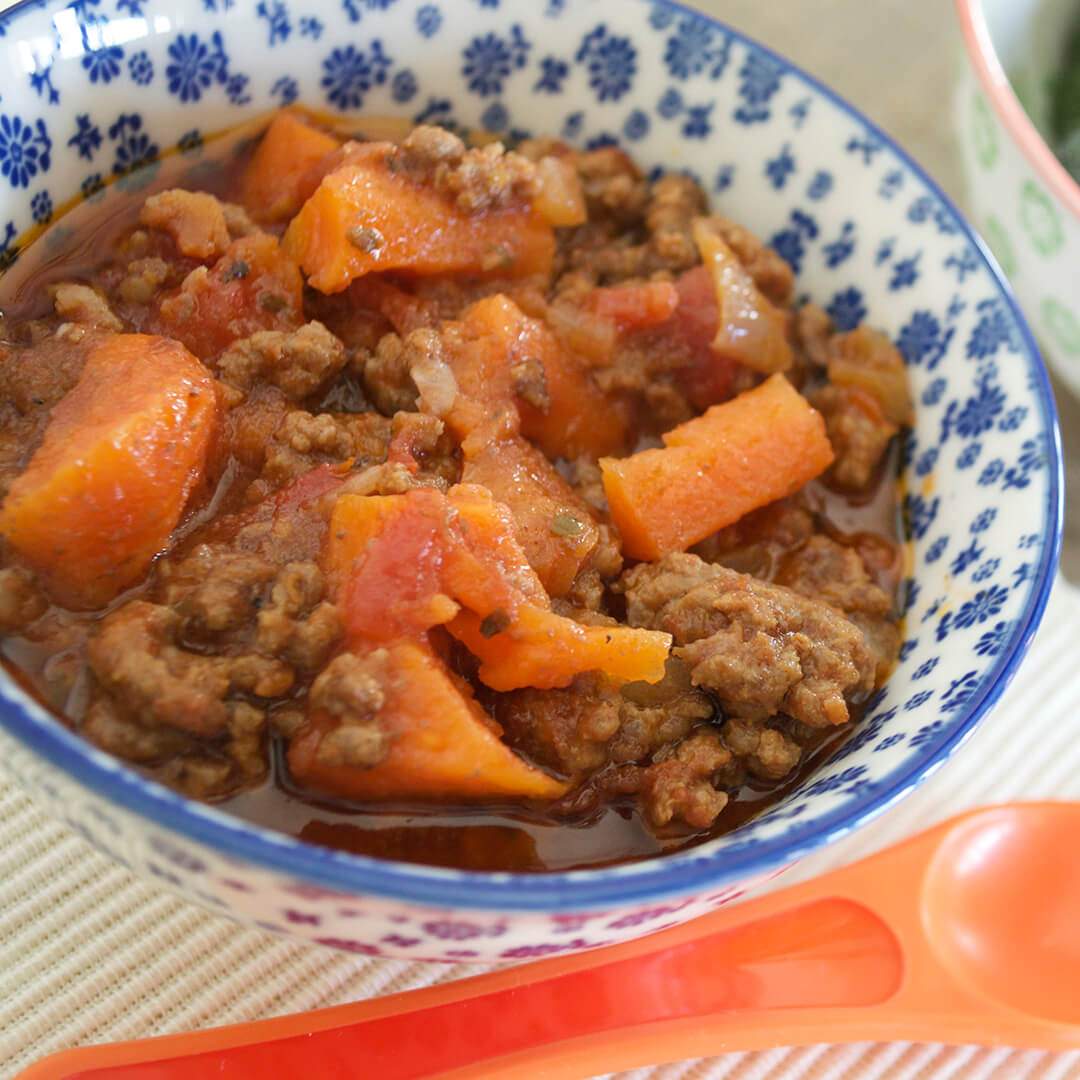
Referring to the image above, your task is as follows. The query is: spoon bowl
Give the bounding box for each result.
[924,803,1080,1023]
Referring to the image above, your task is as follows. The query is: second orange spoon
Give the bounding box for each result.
[18,801,1080,1080]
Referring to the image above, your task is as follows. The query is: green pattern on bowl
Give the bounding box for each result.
[955,69,1080,396]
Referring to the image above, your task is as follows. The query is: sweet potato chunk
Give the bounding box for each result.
[449,604,671,691]
[0,334,219,608]
[282,146,555,293]
[443,294,631,458]
[601,373,834,560]
[239,109,342,224]
[462,436,600,597]
[288,641,567,800]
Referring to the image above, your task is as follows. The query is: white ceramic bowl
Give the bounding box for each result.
[955,0,1080,396]
[0,0,1063,961]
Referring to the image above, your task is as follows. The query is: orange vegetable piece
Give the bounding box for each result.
[282,148,555,293]
[462,436,600,597]
[600,373,834,561]
[288,641,568,801]
[326,489,458,641]
[443,294,631,459]
[150,233,304,360]
[239,109,342,224]
[531,155,587,227]
[0,334,219,608]
[693,218,793,375]
[326,485,668,690]
[587,281,680,333]
[670,264,739,411]
[140,189,230,260]
[449,605,671,692]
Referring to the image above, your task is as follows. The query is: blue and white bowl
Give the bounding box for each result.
[0,0,1063,961]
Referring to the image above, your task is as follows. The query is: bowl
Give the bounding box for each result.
[954,0,1080,397]
[0,0,1062,962]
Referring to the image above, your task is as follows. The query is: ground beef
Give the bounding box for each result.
[621,552,875,728]
[81,694,193,763]
[253,407,391,497]
[140,189,231,261]
[813,384,898,491]
[51,283,125,332]
[490,663,712,780]
[87,601,293,740]
[509,354,550,413]
[0,566,46,633]
[254,562,343,674]
[776,534,901,681]
[392,126,539,214]
[645,174,707,272]
[574,146,651,228]
[0,332,90,499]
[217,321,347,401]
[721,716,801,780]
[387,410,461,489]
[363,333,420,415]
[363,328,458,420]
[114,257,175,307]
[308,651,390,768]
[638,731,732,828]
[554,167,709,285]
[158,547,278,636]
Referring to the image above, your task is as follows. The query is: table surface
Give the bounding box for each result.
[695,0,1080,582]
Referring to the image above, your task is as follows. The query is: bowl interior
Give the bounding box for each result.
[0,0,1063,911]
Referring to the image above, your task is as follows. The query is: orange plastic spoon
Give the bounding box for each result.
[18,802,1080,1080]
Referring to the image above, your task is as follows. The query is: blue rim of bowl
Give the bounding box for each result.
[0,0,1064,912]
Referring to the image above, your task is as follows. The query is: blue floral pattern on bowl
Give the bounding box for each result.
[0,0,1062,961]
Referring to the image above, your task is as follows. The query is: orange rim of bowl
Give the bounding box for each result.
[955,0,1080,220]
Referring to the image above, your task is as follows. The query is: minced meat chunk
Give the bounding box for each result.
[308,651,391,768]
[644,173,707,273]
[51,283,125,332]
[588,729,733,829]
[490,663,712,779]
[721,716,801,781]
[253,407,391,496]
[813,384,897,491]
[254,562,343,673]
[217,321,347,401]
[363,328,457,419]
[0,566,46,633]
[621,552,875,728]
[140,189,231,260]
[640,731,733,828]
[159,547,278,635]
[777,534,901,681]
[574,146,651,228]
[81,694,192,763]
[88,601,293,739]
[392,125,539,214]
